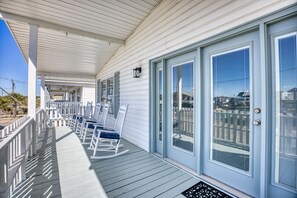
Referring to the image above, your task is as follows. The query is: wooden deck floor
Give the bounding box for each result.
[12,126,205,198]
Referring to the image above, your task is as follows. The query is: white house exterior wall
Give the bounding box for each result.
[82,87,95,106]
[96,0,296,151]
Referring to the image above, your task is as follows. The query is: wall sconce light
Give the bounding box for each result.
[133,67,142,78]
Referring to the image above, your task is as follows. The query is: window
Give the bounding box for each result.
[97,72,120,117]
[100,78,113,114]
[107,77,114,114]
[101,79,107,103]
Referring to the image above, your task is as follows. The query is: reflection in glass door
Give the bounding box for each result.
[212,47,250,171]
[172,62,194,153]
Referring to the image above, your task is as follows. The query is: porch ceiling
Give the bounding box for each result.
[0,0,161,76]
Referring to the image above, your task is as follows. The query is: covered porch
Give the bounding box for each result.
[0,0,297,198]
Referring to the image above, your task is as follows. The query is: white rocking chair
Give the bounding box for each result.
[76,103,101,136]
[89,104,129,159]
[81,103,109,144]
[70,102,92,131]
[69,103,81,129]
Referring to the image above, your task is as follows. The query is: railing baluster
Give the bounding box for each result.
[0,147,8,197]
[20,127,26,181]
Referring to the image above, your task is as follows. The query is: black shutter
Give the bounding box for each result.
[97,79,101,103]
[114,72,120,118]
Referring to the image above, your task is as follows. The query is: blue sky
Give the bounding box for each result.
[213,48,250,97]
[279,35,297,92]
[172,62,193,94]
[0,20,40,96]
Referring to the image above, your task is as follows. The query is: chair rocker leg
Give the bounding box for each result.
[82,129,92,144]
[90,139,129,160]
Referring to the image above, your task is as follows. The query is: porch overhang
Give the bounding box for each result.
[0,0,161,77]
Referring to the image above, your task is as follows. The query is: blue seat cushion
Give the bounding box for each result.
[100,132,120,140]
[85,123,95,129]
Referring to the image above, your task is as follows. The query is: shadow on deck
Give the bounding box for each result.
[12,127,61,198]
[12,126,227,198]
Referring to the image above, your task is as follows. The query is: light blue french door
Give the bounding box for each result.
[165,51,197,170]
[202,30,261,197]
[268,15,297,198]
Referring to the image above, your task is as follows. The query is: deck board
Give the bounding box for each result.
[155,177,199,198]
[12,126,207,198]
[135,174,192,198]
[101,159,166,186]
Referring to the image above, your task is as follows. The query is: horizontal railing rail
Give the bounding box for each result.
[0,109,47,198]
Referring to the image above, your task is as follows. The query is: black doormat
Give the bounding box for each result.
[181,181,232,198]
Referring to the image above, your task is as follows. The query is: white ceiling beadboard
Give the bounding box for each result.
[0,0,161,76]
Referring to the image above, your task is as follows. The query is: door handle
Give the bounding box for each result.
[253,119,261,126]
[254,108,261,114]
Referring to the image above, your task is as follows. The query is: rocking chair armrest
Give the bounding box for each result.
[84,119,97,123]
[96,128,116,133]
[92,124,106,132]
[85,121,98,129]
[92,123,103,126]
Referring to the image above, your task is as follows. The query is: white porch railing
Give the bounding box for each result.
[46,102,92,127]
[173,107,297,156]
[0,109,47,198]
[213,109,250,150]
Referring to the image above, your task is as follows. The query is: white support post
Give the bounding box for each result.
[40,75,45,109]
[65,92,69,101]
[28,24,38,155]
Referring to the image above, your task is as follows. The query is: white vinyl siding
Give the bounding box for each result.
[96,0,296,151]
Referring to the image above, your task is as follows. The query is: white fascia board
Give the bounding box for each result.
[0,11,125,45]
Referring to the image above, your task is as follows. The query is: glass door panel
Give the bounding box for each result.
[172,62,194,152]
[274,32,297,190]
[212,47,250,172]
[155,62,163,154]
[158,69,163,142]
